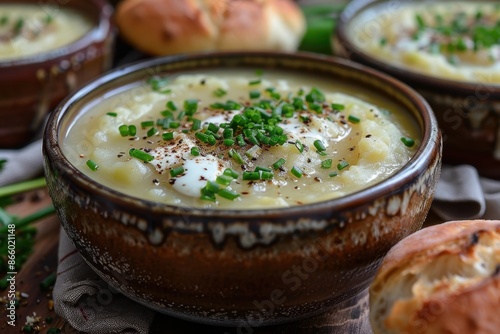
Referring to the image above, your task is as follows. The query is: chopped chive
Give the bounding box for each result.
[128,125,137,136]
[380,37,387,46]
[148,77,169,91]
[314,140,326,152]
[205,181,220,193]
[416,14,425,29]
[270,91,281,100]
[216,175,233,186]
[207,123,219,133]
[236,134,246,146]
[195,132,209,143]
[214,88,227,97]
[293,97,305,111]
[223,138,235,146]
[161,110,174,118]
[249,79,262,85]
[309,103,322,113]
[348,115,361,124]
[401,137,415,147]
[40,272,56,291]
[291,166,303,178]
[207,135,217,145]
[255,166,272,173]
[191,147,200,156]
[170,166,185,177]
[331,103,345,111]
[0,15,8,26]
[44,14,53,24]
[321,159,332,169]
[249,90,261,99]
[118,125,129,137]
[200,193,216,202]
[106,112,117,117]
[329,172,338,177]
[259,171,274,180]
[223,127,234,139]
[255,69,264,76]
[272,158,286,170]
[141,120,154,128]
[218,189,240,200]
[305,87,325,103]
[243,171,260,180]
[13,18,24,35]
[210,102,226,109]
[224,168,239,179]
[129,148,154,162]
[168,121,180,129]
[166,101,177,111]
[147,127,158,137]
[162,132,174,140]
[232,151,245,165]
[184,99,198,115]
[191,118,202,131]
[337,160,349,171]
[86,160,99,171]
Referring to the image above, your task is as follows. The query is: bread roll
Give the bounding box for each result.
[115,0,306,55]
[370,220,500,334]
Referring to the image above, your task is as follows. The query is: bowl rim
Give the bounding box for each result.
[0,0,113,67]
[335,0,500,93]
[44,51,440,219]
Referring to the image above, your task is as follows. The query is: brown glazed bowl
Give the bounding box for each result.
[0,0,114,148]
[334,0,500,179]
[43,52,441,326]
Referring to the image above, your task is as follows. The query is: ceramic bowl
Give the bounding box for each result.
[334,0,500,179]
[43,52,441,326]
[0,0,114,148]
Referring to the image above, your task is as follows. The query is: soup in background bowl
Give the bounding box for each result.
[43,52,441,326]
[335,0,500,179]
[0,0,114,148]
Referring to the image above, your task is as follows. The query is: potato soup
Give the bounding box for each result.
[0,4,92,61]
[349,2,500,83]
[63,70,418,209]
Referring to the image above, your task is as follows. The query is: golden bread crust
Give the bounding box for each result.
[370,220,500,334]
[115,0,305,55]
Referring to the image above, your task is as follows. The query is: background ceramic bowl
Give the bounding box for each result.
[43,52,441,326]
[0,0,114,148]
[334,0,500,179]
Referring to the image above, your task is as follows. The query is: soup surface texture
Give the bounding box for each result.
[349,2,500,84]
[0,4,92,61]
[63,70,418,209]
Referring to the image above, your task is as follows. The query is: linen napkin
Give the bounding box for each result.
[432,165,500,220]
[54,228,155,334]
[2,140,500,333]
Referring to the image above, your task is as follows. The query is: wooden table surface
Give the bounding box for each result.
[0,187,443,334]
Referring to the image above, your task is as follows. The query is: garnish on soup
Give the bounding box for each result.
[350,2,500,83]
[63,71,418,209]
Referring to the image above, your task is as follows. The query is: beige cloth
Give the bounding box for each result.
[53,229,155,333]
[432,165,500,221]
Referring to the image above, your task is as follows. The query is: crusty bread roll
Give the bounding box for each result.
[115,0,306,55]
[370,220,500,334]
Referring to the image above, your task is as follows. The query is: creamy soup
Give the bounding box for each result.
[63,70,418,209]
[0,4,92,61]
[350,2,500,84]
